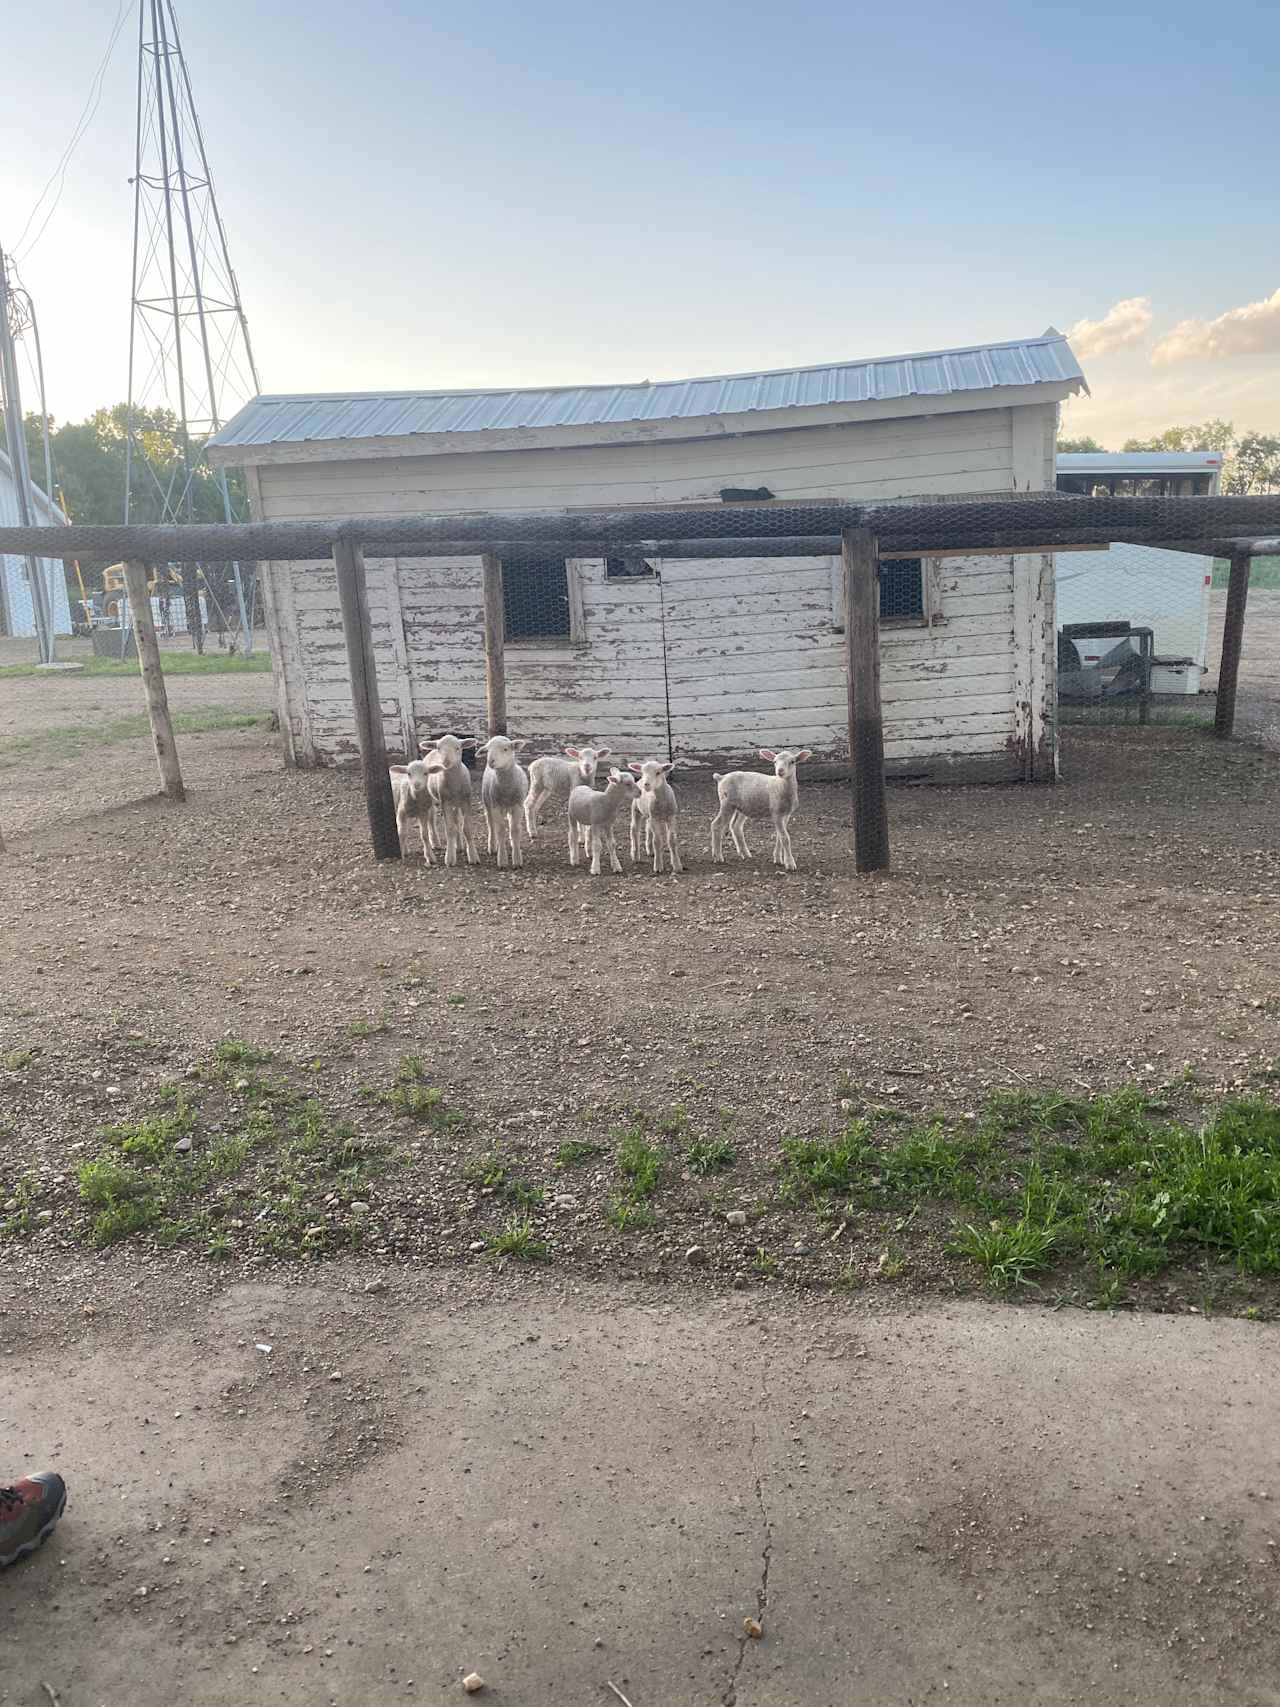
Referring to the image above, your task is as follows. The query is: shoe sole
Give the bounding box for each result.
[0,1490,66,1568]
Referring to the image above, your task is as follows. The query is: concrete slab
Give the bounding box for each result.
[2,1276,1277,1706]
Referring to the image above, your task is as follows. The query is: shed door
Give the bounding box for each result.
[658,556,847,766]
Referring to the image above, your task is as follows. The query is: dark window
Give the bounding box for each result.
[880,558,924,622]
[501,553,571,639]
[605,556,656,579]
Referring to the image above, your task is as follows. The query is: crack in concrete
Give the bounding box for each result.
[723,1418,774,1706]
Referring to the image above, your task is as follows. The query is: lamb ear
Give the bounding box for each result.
[389,765,409,778]
[419,739,439,755]
[564,746,580,758]
[627,762,643,774]
[595,746,612,760]
[511,739,527,753]
[658,762,675,777]
[759,748,777,761]
[794,749,812,763]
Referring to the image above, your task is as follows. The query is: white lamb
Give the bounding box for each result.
[709,747,812,872]
[524,746,611,841]
[568,768,640,876]
[628,758,682,875]
[420,733,478,868]
[389,760,439,863]
[477,735,530,869]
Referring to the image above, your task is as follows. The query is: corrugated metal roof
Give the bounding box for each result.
[209,333,1085,452]
[1057,451,1222,474]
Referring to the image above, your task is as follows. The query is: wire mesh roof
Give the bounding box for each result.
[208,333,1086,453]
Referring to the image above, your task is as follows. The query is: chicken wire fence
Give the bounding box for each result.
[3,496,1279,788]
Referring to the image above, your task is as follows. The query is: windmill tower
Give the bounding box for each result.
[125,0,261,650]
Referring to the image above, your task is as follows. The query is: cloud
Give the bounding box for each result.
[1151,287,1280,365]
[1066,297,1153,359]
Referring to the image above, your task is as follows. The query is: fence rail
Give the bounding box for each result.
[3,496,1275,875]
[4,494,1280,563]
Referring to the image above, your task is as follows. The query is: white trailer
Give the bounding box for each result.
[1055,451,1221,694]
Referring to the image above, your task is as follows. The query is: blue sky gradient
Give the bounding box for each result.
[5,0,1279,443]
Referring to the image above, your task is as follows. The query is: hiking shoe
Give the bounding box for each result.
[0,1473,66,1567]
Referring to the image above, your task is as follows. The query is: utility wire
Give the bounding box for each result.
[12,0,132,262]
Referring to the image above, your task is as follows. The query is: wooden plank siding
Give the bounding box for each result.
[250,402,1058,779]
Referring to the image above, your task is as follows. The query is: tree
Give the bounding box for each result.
[1122,420,1237,455]
[1227,432,1280,494]
[1058,435,1107,453]
[21,405,249,637]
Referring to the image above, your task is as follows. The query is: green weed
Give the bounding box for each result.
[949,1220,1056,1291]
[365,1056,467,1131]
[554,1138,606,1169]
[686,1136,737,1176]
[604,1195,656,1232]
[213,1040,274,1068]
[486,1214,550,1262]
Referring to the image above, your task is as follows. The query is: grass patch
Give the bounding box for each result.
[1213,554,1280,589]
[0,708,270,771]
[213,1040,274,1068]
[949,1220,1057,1292]
[461,1148,543,1205]
[2,1048,39,1071]
[781,1086,1280,1295]
[72,1060,398,1257]
[486,1213,550,1262]
[554,1138,606,1169]
[1,1172,39,1240]
[0,648,273,681]
[363,1056,467,1132]
[686,1135,737,1176]
[604,1195,656,1232]
[615,1121,665,1200]
[347,1016,389,1039]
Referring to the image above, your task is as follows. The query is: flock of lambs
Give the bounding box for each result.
[388,736,813,875]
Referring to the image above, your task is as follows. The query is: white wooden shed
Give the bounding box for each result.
[207,332,1086,781]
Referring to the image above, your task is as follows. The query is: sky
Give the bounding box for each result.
[3,0,1279,449]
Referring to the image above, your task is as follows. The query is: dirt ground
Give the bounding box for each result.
[4,1271,1279,1707]
[2,647,1279,1290]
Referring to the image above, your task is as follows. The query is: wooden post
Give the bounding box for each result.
[481,553,508,737]
[333,538,401,860]
[1214,547,1252,740]
[123,558,185,802]
[842,528,890,874]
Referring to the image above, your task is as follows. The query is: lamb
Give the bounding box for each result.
[420,733,478,867]
[628,758,682,875]
[567,768,641,876]
[477,735,530,869]
[709,747,812,872]
[389,760,438,863]
[524,746,611,840]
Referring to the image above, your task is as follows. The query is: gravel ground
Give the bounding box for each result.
[1,660,1277,1308]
